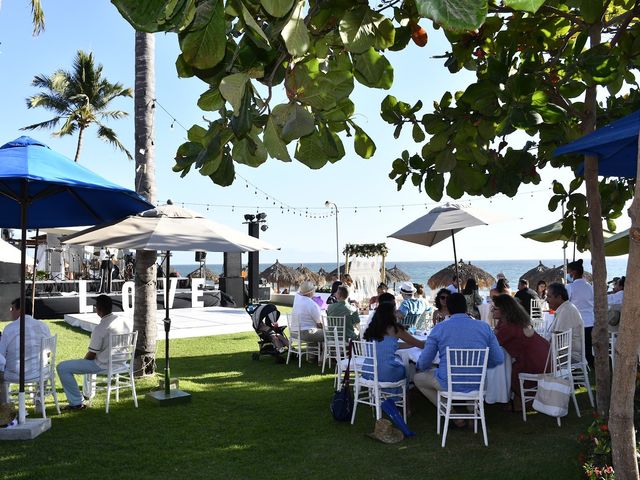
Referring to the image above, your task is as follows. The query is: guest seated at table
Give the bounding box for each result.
[414,283,426,299]
[490,278,511,299]
[492,294,550,410]
[431,288,451,326]
[369,283,388,309]
[514,278,540,314]
[326,280,342,305]
[327,286,360,340]
[446,275,459,293]
[536,280,547,302]
[462,278,482,319]
[608,276,625,305]
[546,282,584,363]
[414,293,504,425]
[291,281,324,345]
[363,293,425,387]
[398,282,427,323]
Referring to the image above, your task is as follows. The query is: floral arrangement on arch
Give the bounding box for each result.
[343,243,388,258]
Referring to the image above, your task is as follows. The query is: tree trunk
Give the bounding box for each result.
[74,125,85,162]
[583,25,610,417]
[133,31,157,375]
[610,131,640,479]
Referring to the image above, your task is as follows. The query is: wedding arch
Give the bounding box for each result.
[344,243,388,302]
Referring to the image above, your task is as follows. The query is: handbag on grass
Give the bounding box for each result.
[330,340,353,422]
[532,346,571,417]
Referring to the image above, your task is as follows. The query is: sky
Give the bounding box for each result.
[0,1,630,266]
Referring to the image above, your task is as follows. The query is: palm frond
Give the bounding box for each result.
[30,0,45,36]
[26,92,70,113]
[97,124,133,160]
[54,116,78,136]
[21,117,63,131]
[99,110,129,120]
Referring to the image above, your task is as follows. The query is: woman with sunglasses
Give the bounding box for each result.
[492,294,550,411]
[431,288,451,326]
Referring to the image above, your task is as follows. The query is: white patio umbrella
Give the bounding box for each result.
[62,202,278,402]
[389,203,503,288]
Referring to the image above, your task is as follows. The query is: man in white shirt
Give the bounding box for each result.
[0,298,51,403]
[566,259,594,367]
[608,276,625,305]
[57,295,131,410]
[445,275,459,293]
[546,283,585,363]
[291,281,324,343]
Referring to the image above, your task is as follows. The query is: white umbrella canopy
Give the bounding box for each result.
[389,203,504,287]
[61,203,278,253]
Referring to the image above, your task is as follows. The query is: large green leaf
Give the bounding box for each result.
[233,135,268,167]
[197,88,224,111]
[294,129,331,169]
[178,0,226,69]
[339,6,395,54]
[580,0,604,23]
[435,149,457,173]
[503,0,545,13]
[240,2,271,48]
[287,57,354,110]
[271,103,315,142]
[260,0,293,17]
[112,0,196,32]
[353,124,376,158]
[415,0,488,32]
[263,116,292,161]
[209,155,235,186]
[281,0,309,57]
[353,48,393,89]
[219,73,250,116]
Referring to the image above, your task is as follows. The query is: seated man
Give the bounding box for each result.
[291,281,324,344]
[546,282,584,363]
[57,295,131,411]
[446,275,459,293]
[414,293,504,419]
[0,298,51,404]
[398,282,427,322]
[326,286,360,340]
[608,276,625,305]
[514,278,540,314]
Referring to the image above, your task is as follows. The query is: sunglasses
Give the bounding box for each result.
[438,295,449,300]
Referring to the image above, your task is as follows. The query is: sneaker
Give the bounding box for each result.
[61,403,87,412]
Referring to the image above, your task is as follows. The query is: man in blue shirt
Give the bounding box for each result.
[414,293,504,407]
[398,282,426,321]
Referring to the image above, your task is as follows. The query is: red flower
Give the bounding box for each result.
[604,466,614,474]
[600,424,609,432]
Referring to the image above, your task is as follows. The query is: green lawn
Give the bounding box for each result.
[0,319,591,480]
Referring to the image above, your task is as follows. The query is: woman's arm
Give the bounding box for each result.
[396,327,425,349]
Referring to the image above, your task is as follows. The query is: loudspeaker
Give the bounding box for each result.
[223,252,242,277]
[195,251,206,262]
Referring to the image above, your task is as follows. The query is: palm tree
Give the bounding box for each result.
[22,50,133,162]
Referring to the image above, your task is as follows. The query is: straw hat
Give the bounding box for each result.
[0,403,17,427]
[298,280,316,296]
[399,281,416,295]
[367,418,404,444]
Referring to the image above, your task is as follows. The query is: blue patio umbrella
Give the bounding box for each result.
[0,136,153,423]
[555,110,640,178]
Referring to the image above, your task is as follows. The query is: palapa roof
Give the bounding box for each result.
[428,260,495,290]
[296,265,325,287]
[520,261,550,284]
[260,260,302,285]
[533,265,593,285]
[385,264,410,283]
[187,267,219,281]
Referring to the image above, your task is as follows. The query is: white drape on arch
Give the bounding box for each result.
[348,256,381,302]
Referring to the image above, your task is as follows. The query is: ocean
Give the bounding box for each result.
[173,258,629,296]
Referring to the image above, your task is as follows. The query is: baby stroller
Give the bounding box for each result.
[246,303,289,362]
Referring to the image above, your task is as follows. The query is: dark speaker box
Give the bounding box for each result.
[195,251,207,262]
[219,276,245,306]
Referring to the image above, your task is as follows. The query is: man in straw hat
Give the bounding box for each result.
[291,281,324,345]
[398,282,427,322]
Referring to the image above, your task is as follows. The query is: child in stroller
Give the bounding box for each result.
[246,303,289,362]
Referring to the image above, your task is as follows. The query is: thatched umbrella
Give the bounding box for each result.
[428,260,495,290]
[260,260,302,291]
[385,264,410,283]
[187,266,218,281]
[297,265,325,288]
[317,267,331,282]
[533,265,593,286]
[520,261,550,284]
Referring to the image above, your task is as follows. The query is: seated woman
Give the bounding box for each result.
[536,280,547,302]
[492,294,550,411]
[326,280,342,305]
[431,288,451,326]
[369,282,388,309]
[363,293,425,387]
[462,278,482,319]
[490,278,511,299]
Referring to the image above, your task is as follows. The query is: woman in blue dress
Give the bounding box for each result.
[363,293,425,385]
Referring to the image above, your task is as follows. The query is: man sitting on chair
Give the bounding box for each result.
[326,286,360,340]
[0,298,51,404]
[291,281,324,344]
[57,295,131,411]
[545,282,584,363]
[398,282,426,323]
[413,293,504,424]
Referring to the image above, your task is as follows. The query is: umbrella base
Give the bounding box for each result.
[146,389,192,406]
[0,418,51,440]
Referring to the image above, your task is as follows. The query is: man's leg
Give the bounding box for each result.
[57,359,103,407]
[413,370,442,406]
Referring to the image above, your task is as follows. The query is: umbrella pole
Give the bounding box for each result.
[164,250,171,395]
[31,228,38,318]
[451,230,460,290]
[18,197,27,424]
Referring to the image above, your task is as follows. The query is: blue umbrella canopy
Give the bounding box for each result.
[0,136,153,424]
[555,110,640,178]
[0,136,152,227]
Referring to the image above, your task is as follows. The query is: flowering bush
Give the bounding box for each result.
[578,413,615,479]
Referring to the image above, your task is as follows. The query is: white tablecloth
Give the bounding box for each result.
[478,303,493,326]
[397,345,511,404]
[542,312,555,338]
